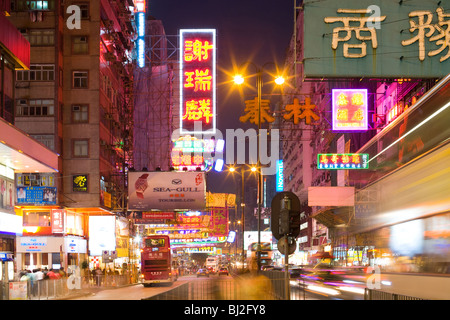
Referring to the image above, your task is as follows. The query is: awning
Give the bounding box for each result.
[311,206,354,228]
[0,118,59,173]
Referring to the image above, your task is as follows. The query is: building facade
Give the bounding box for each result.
[7,0,136,272]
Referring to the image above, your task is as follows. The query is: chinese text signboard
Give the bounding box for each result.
[180,29,216,134]
[332,89,368,131]
[303,0,450,78]
[51,209,65,233]
[317,153,369,169]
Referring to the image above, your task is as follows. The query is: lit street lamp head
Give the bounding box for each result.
[275,76,285,85]
[234,74,245,85]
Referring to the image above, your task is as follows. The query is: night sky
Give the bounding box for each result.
[148,0,294,192]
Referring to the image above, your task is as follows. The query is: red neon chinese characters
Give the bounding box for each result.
[184,69,212,92]
[183,99,213,123]
[184,40,214,62]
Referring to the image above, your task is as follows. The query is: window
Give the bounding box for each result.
[72,71,88,88]
[16,99,55,116]
[72,104,89,123]
[23,211,51,227]
[12,1,54,11]
[24,29,55,46]
[16,64,55,81]
[72,36,89,54]
[30,134,55,151]
[78,3,89,19]
[73,139,89,157]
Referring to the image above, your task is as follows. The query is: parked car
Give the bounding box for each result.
[196,268,209,277]
[218,267,229,276]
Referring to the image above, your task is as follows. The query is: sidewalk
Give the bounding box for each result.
[54,282,141,300]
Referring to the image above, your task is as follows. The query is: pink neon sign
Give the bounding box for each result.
[332,89,368,131]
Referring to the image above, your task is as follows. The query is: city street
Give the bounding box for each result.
[67,274,364,300]
[0,0,449,305]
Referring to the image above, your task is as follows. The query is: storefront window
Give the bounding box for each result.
[23,211,51,227]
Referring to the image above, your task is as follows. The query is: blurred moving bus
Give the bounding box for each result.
[140,235,177,286]
[205,256,219,273]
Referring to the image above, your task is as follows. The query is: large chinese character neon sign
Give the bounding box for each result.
[180,29,216,134]
[332,89,368,131]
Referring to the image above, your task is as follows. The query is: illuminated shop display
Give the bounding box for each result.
[317,153,369,169]
[171,135,215,171]
[332,89,368,131]
[180,29,216,134]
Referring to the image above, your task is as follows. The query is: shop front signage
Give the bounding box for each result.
[317,153,369,169]
[303,0,450,78]
[73,174,88,192]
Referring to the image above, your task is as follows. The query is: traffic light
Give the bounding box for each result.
[271,191,301,239]
[278,194,300,237]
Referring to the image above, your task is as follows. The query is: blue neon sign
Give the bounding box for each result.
[276,160,283,192]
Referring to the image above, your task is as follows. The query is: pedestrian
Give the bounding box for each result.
[59,267,66,278]
[47,268,61,280]
[95,267,102,286]
[35,268,44,296]
[20,270,30,282]
[28,270,37,297]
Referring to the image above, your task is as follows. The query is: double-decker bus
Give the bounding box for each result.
[139,235,177,286]
[205,256,219,273]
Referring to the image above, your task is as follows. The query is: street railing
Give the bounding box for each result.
[0,274,136,300]
[364,288,425,300]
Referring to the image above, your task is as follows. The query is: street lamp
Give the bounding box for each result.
[227,164,257,272]
[233,64,285,272]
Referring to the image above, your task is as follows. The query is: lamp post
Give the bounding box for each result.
[233,64,284,272]
[228,164,257,272]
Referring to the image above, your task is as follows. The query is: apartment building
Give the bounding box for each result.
[8,0,135,271]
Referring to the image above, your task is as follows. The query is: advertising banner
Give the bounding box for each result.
[128,171,206,211]
[16,186,57,205]
[303,0,450,78]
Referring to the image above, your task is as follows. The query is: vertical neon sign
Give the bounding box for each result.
[180,29,216,134]
[276,160,283,192]
[135,0,145,67]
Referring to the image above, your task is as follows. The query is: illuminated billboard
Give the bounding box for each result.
[332,89,368,131]
[127,171,206,211]
[179,29,216,134]
[317,153,369,169]
[88,216,116,256]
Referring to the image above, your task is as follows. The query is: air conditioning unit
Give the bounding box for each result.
[103,20,114,29]
[104,52,116,61]
[79,36,88,43]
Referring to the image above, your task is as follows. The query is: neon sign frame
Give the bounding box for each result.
[179,29,216,134]
[332,88,368,131]
[317,153,369,169]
